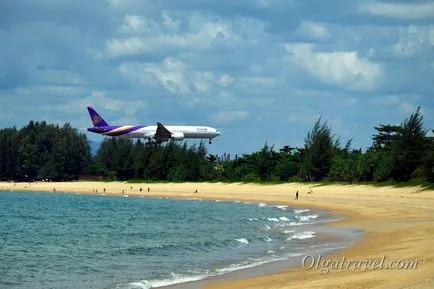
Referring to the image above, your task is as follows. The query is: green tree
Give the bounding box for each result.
[275,146,299,181]
[299,118,335,181]
[391,107,429,181]
[371,124,401,150]
[422,130,434,182]
[0,128,18,180]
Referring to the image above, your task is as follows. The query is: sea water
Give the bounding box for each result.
[0,191,361,289]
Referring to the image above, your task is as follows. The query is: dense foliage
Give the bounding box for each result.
[0,121,91,181]
[0,107,433,184]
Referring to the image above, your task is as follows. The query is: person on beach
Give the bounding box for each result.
[148,187,150,192]
[295,190,299,200]
[140,187,142,192]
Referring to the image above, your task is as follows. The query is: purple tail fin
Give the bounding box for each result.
[87,106,109,127]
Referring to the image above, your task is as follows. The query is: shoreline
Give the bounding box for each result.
[157,217,364,289]
[1,181,434,288]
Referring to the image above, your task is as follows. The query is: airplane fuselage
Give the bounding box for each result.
[87,125,220,141]
[86,106,221,144]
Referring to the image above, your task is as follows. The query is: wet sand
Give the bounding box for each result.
[1,181,433,288]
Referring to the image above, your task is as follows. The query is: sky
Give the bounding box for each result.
[0,0,433,156]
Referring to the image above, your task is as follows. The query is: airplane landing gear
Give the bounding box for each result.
[209,138,212,144]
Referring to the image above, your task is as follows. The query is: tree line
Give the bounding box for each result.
[0,107,433,184]
[0,121,91,181]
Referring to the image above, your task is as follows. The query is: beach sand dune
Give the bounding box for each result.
[1,181,433,289]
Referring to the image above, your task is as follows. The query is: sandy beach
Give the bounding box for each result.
[1,181,433,289]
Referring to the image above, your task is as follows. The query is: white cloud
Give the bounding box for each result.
[283,43,383,91]
[218,74,235,88]
[393,25,434,57]
[372,94,420,116]
[193,72,214,93]
[359,2,434,19]
[211,110,249,124]
[119,15,155,33]
[61,90,146,117]
[105,14,241,58]
[118,57,238,95]
[106,37,148,57]
[124,15,145,30]
[297,21,329,40]
[162,11,179,30]
[118,57,190,93]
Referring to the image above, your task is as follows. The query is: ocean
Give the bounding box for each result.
[0,191,362,289]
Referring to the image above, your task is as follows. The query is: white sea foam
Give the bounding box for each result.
[297,214,319,222]
[214,257,288,274]
[125,281,151,289]
[267,217,280,222]
[235,238,249,245]
[287,252,304,257]
[186,198,203,201]
[258,203,267,207]
[128,273,206,288]
[279,216,290,221]
[274,205,288,210]
[287,231,316,240]
[129,255,296,288]
[289,221,308,226]
[265,236,273,242]
[294,209,310,214]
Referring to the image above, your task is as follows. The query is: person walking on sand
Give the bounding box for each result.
[295,190,299,200]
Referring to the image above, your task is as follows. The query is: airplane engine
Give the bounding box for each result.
[171,132,184,140]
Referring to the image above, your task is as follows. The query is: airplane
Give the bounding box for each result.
[86,106,221,144]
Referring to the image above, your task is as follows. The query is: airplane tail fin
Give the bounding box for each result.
[87,106,109,127]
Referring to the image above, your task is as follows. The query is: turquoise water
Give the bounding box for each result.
[0,191,352,289]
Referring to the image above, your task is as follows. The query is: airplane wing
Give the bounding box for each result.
[154,122,172,141]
